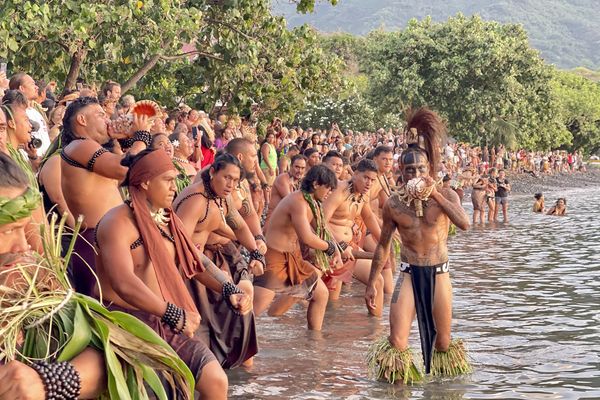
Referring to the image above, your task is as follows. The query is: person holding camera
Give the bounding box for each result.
[8,73,50,157]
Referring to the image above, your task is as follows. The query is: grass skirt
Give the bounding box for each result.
[430,339,472,376]
[366,337,424,384]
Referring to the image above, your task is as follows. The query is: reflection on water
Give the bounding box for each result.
[229,188,600,399]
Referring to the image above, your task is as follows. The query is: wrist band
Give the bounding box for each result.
[249,248,266,267]
[325,240,336,257]
[30,361,81,400]
[161,302,183,332]
[222,281,244,315]
[254,234,266,243]
[338,241,349,251]
[132,130,152,147]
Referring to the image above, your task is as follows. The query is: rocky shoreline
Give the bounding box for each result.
[506,167,600,195]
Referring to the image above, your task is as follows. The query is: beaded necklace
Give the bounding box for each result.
[173,156,190,164]
[345,180,365,215]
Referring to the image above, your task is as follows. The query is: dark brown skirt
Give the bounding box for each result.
[106,303,216,382]
[189,241,258,369]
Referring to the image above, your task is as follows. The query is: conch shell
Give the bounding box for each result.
[108,100,162,136]
[406,177,434,201]
[401,177,438,217]
[131,100,161,120]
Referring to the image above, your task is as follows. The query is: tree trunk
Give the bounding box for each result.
[64,48,87,92]
[121,54,161,94]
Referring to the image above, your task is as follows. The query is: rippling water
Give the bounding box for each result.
[228,188,600,399]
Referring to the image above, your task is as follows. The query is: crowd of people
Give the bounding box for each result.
[0,69,580,398]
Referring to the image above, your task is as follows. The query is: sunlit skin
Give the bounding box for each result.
[0,184,106,399]
[265,158,307,227]
[323,169,384,315]
[222,141,268,256]
[253,181,340,331]
[6,104,32,147]
[107,85,121,102]
[307,152,321,167]
[61,102,154,230]
[324,156,344,180]
[0,109,8,152]
[174,163,260,338]
[173,132,196,177]
[0,186,30,256]
[547,198,567,216]
[95,167,243,398]
[365,149,395,294]
[366,152,470,352]
[17,74,38,101]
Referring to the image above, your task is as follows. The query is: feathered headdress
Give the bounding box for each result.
[402,108,447,178]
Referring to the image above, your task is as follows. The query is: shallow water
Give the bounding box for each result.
[228,188,600,399]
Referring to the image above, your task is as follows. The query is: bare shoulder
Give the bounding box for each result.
[63,139,103,163]
[95,204,137,243]
[173,182,205,210]
[281,191,304,210]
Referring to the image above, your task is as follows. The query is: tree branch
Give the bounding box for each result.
[206,18,256,41]
[159,51,223,62]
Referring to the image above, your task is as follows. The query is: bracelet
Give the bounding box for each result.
[161,302,183,331]
[222,281,244,315]
[254,234,266,243]
[338,241,349,251]
[118,137,134,149]
[30,361,81,400]
[261,183,271,189]
[248,248,266,267]
[325,240,336,257]
[132,130,152,147]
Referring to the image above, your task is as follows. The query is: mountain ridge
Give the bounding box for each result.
[271,0,600,69]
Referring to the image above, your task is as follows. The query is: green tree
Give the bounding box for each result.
[136,0,345,119]
[0,0,338,95]
[362,15,571,149]
[551,70,600,154]
[0,0,202,91]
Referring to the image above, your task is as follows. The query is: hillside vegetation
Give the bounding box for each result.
[272,0,600,69]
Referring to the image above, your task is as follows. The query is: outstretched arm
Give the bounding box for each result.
[367,201,395,288]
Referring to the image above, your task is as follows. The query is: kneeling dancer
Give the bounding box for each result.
[95,149,252,399]
[365,108,472,383]
[175,153,262,368]
[253,165,344,331]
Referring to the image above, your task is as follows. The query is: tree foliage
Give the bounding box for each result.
[551,71,600,154]
[0,0,202,90]
[0,0,344,121]
[362,15,571,149]
[273,0,600,70]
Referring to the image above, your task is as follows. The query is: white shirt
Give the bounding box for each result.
[26,106,50,157]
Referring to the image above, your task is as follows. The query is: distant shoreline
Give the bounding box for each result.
[506,168,600,195]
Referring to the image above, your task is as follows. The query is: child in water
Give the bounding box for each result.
[533,193,545,213]
[547,198,567,216]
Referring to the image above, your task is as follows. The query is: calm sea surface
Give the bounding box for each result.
[228,187,600,399]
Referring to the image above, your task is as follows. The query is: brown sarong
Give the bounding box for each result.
[253,246,319,300]
[188,241,258,369]
[107,303,216,382]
